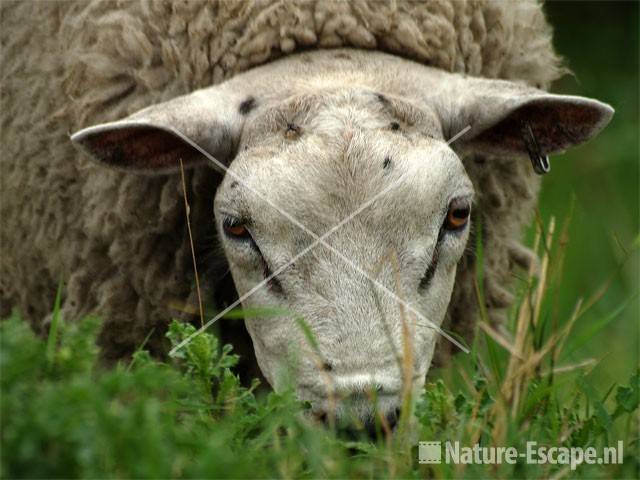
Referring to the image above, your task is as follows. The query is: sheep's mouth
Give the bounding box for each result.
[309,402,403,440]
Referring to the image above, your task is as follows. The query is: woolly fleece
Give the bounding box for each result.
[0,0,563,361]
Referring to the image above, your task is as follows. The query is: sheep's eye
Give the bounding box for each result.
[223,218,251,240]
[444,200,471,231]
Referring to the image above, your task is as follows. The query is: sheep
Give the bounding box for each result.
[1,0,612,429]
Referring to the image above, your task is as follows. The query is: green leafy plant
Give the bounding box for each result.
[2,216,638,479]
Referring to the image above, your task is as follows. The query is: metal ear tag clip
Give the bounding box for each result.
[522,123,551,175]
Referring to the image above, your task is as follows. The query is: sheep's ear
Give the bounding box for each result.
[440,78,614,164]
[71,86,250,174]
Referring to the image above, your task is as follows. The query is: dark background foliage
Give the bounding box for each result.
[1,2,638,479]
[537,0,639,394]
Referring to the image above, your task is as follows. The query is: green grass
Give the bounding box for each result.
[540,0,639,404]
[1,3,637,478]
[2,217,638,479]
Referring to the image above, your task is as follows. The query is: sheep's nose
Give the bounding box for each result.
[386,408,400,430]
[372,408,400,433]
[317,408,401,440]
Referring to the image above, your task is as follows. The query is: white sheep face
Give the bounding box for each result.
[71,49,613,431]
[214,88,474,424]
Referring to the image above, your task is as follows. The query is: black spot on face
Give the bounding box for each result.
[383,156,392,169]
[390,121,400,131]
[239,97,256,115]
[230,181,238,189]
[376,93,389,105]
[285,122,302,139]
[333,52,351,60]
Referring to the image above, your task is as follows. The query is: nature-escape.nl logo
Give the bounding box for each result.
[418,440,624,471]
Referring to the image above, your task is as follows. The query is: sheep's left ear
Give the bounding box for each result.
[69,84,250,174]
[439,77,614,170]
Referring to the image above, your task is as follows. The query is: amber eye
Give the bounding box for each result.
[444,201,471,231]
[222,217,251,240]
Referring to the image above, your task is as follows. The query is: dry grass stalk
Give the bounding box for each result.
[179,158,205,328]
[503,222,548,417]
[389,250,415,461]
[296,321,337,429]
[504,230,541,393]
[311,349,337,430]
[478,321,523,359]
[532,217,556,329]
[553,297,584,366]
[494,215,590,428]
[543,358,596,376]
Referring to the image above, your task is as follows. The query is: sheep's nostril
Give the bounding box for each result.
[362,408,401,439]
[316,407,402,440]
[315,411,329,425]
[385,408,401,431]
[321,361,333,372]
[363,417,378,439]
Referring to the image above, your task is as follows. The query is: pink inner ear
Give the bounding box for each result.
[85,126,201,171]
[473,100,605,156]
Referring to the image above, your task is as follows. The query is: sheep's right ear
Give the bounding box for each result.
[436,77,614,172]
[71,86,252,174]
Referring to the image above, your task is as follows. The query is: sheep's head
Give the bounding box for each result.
[71,50,613,433]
